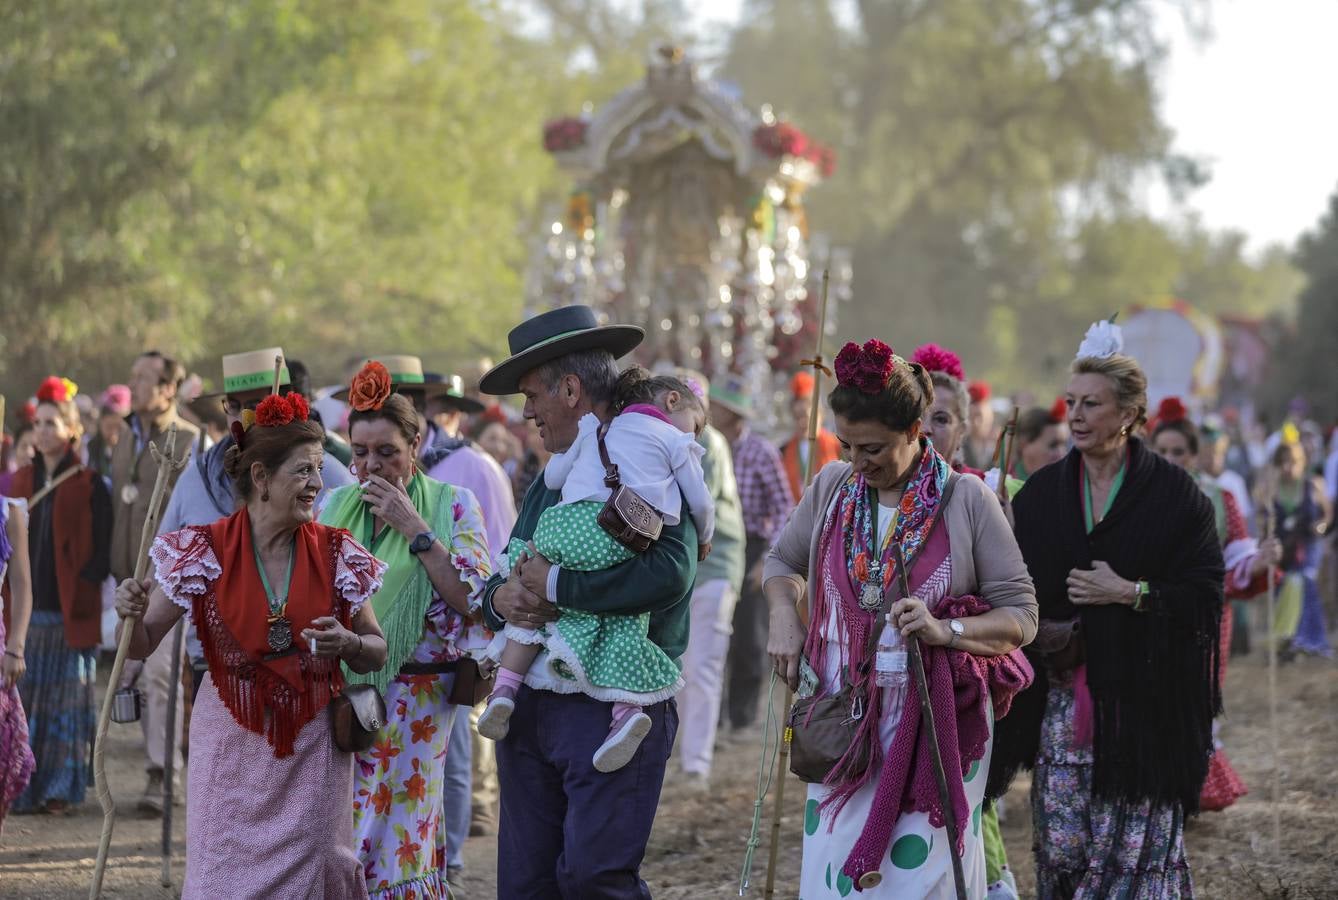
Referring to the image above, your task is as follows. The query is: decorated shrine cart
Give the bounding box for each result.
[529,47,849,430]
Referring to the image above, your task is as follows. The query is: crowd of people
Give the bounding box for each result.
[0,304,1333,899]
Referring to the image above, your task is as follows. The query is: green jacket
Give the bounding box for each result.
[694,425,746,593]
[480,472,698,662]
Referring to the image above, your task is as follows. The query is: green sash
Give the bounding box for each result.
[320,473,455,693]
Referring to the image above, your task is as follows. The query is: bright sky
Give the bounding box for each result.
[686,0,1338,252]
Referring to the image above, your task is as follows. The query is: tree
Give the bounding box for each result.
[0,0,357,390]
[718,0,1186,389]
[0,1,564,401]
[1267,188,1338,422]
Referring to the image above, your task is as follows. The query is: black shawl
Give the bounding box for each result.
[987,438,1223,812]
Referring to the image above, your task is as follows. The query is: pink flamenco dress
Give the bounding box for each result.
[0,497,36,829]
[151,511,386,898]
[1198,483,1264,812]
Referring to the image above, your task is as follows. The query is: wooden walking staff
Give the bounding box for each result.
[91,424,185,900]
[892,543,968,900]
[1260,490,1282,853]
[993,407,1019,479]
[761,269,832,898]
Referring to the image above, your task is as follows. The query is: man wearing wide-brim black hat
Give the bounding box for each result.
[477,305,699,896]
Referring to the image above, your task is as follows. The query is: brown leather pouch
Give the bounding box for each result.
[788,684,872,784]
[330,683,386,753]
[594,423,664,553]
[447,657,494,706]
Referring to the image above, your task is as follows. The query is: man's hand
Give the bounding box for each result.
[697,541,712,563]
[491,579,558,630]
[517,542,553,600]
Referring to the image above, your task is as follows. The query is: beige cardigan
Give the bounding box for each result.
[763,462,1038,646]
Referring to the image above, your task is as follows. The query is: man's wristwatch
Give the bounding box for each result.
[947,618,965,648]
[408,531,437,555]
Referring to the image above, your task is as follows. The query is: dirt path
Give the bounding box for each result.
[2,645,1333,898]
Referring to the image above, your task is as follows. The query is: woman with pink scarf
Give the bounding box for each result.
[767,339,1037,897]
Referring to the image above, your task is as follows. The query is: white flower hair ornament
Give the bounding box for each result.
[1075,316,1124,361]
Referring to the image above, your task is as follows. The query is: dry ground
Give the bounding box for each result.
[2,640,1334,899]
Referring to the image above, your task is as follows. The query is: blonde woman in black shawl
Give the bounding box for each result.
[988,321,1224,899]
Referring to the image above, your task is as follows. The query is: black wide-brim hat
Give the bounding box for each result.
[479,305,644,396]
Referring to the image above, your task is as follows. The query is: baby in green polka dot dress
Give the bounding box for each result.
[479,367,715,772]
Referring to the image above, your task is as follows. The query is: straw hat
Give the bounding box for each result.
[330,355,457,402]
[708,373,752,419]
[198,347,290,398]
[423,373,485,414]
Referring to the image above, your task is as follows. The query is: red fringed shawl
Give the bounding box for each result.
[158,510,355,757]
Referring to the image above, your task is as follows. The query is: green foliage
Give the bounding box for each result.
[0,0,1309,412]
[1266,189,1338,421]
[719,0,1300,394]
[0,0,557,398]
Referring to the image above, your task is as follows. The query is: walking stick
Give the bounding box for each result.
[758,270,832,898]
[892,544,967,900]
[1000,407,1020,480]
[160,617,185,885]
[1260,493,1281,854]
[91,425,184,900]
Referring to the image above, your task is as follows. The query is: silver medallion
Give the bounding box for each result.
[267,618,293,653]
[120,483,140,506]
[859,582,883,611]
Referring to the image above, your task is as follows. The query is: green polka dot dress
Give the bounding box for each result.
[501,502,683,704]
[799,646,992,897]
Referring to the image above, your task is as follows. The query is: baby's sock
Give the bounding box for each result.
[611,701,642,722]
[493,667,524,700]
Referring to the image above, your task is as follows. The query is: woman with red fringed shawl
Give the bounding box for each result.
[115,392,390,899]
[766,339,1037,897]
[1150,398,1279,812]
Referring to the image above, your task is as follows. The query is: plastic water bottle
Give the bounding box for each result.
[875,613,908,688]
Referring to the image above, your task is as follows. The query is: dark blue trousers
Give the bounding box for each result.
[496,687,678,898]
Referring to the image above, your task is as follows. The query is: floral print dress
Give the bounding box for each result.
[351,495,491,900]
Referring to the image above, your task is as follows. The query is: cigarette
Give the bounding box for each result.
[310,637,317,655]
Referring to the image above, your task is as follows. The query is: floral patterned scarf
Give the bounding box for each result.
[840,440,951,599]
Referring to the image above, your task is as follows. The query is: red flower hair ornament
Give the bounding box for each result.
[834,339,898,395]
[255,393,309,428]
[36,376,78,404]
[233,393,310,450]
[1153,396,1189,429]
[910,343,965,382]
[1048,397,1068,424]
[349,361,393,412]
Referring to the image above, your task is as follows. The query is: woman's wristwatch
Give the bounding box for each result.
[947,619,965,648]
[1131,579,1150,611]
[409,531,437,555]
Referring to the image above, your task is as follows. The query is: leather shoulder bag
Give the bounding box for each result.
[595,423,665,553]
[330,682,387,754]
[788,472,959,784]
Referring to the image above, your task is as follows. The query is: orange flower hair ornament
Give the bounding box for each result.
[348,361,392,412]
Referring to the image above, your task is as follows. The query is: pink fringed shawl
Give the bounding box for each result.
[803,476,1034,888]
